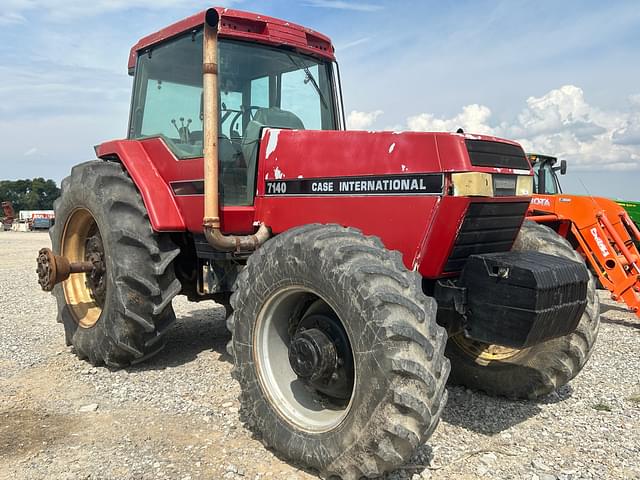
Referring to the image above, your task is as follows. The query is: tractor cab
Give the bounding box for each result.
[127,19,341,207]
[528,153,567,195]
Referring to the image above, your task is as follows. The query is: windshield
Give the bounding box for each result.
[532,162,560,195]
[129,32,338,204]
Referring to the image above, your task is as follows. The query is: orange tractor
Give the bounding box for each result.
[527,154,640,317]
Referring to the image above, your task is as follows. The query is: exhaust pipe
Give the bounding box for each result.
[202,8,270,252]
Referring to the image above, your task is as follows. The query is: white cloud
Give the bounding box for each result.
[398,85,640,171]
[407,104,495,136]
[347,110,383,130]
[1,112,128,182]
[508,85,606,140]
[304,1,383,12]
[347,87,640,172]
[0,12,26,25]
[0,63,130,118]
[338,37,371,51]
[0,0,237,22]
[506,86,639,170]
[611,94,640,146]
[612,124,640,146]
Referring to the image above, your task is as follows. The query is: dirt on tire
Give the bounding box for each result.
[227,224,450,479]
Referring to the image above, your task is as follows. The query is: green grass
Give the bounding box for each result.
[617,200,640,225]
[592,402,612,412]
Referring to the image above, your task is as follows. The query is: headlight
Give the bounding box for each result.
[451,172,493,196]
[451,172,533,197]
[515,175,533,196]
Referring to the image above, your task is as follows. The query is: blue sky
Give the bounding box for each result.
[1,0,639,199]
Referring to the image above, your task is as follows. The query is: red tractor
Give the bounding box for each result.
[36,8,599,479]
[1,201,15,230]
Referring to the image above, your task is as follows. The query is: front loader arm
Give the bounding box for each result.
[571,211,640,315]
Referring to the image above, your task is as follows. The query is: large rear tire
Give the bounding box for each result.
[227,224,450,479]
[50,161,181,367]
[446,220,600,399]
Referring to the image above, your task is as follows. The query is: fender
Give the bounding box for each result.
[96,140,186,231]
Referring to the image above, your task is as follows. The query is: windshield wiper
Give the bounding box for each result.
[286,53,329,110]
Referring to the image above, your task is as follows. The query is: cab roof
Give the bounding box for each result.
[527,153,557,165]
[128,6,335,72]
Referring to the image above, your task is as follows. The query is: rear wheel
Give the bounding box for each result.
[227,224,450,479]
[50,160,181,367]
[446,221,600,399]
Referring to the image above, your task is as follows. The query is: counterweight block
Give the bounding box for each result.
[460,251,589,348]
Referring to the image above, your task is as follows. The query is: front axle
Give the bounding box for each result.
[36,248,101,292]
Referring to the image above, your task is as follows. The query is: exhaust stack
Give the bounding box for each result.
[202,8,270,252]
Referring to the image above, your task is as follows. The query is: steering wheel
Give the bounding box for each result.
[228,106,262,139]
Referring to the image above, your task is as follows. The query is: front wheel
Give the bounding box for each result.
[445,220,600,399]
[227,224,450,479]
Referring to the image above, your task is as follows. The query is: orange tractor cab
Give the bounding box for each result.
[527,153,640,317]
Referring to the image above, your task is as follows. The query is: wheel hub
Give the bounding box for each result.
[36,248,101,292]
[85,234,106,306]
[289,328,338,381]
[288,312,354,401]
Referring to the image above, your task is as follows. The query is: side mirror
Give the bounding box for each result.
[560,159,567,175]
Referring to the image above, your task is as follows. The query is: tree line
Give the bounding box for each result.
[0,178,61,212]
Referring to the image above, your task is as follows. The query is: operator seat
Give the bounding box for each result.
[241,107,305,203]
[218,134,246,205]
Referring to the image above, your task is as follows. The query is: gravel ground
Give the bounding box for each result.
[1,231,639,480]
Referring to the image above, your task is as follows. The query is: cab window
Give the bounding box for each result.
[129,32,338,205]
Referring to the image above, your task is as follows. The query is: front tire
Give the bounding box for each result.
[446,220,600,399]
[227,224,450,479]
[50,160,181,367]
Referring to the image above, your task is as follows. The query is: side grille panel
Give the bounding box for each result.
[444,201,529,273]
[460,214,523,231]
[466,140,529,169]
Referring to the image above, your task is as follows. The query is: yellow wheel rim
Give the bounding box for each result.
[61,208,104,328]
[452,334,523,366]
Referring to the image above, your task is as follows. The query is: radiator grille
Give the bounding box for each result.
[444,201,529,272]
[466,140,529,169]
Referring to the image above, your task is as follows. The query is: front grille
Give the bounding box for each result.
[466,140,529,169]
[444,201,529,272]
